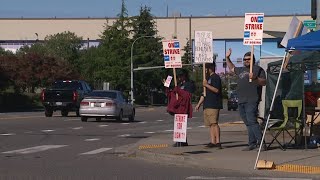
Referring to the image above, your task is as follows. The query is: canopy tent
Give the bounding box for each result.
[287,31,320,51]
[265,51,320,119]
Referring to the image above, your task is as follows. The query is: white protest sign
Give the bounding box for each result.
[243,13,264,45]
[194,31,213,64]
[162,40,182,68]
[164,75,172,87]
[173,114,188,142]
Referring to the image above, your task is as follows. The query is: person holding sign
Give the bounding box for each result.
[195,62,223,148]
[226,48,266,151]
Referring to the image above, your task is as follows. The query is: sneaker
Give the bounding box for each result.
[205,143,222,149]
[242,145,256,151]
[205,143,215,148]
[215,143,222,149]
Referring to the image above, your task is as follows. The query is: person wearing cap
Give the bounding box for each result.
[226,48,266,151]
[195,62,223,148]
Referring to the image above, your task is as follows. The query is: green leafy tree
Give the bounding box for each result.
[131,6,164,103]
[94,0,132,91]
[44,31,82,69]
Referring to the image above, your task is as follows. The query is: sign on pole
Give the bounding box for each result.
[243,13,264,45]
[194,31,213,97]
[173,114,188,143]
[162,40,182,68]
[194,31,214,64]
[303,20,316,31]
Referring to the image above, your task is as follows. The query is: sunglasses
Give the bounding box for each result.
[243,58,251,61]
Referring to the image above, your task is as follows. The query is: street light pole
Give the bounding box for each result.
[130,35,154,104]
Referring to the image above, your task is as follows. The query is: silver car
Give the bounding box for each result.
[79,90,135,122]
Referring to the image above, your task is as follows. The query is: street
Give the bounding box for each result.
[0,106,259,180]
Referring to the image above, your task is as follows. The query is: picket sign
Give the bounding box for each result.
[162,39,182,99]
[173,114,188,143]
[243,13,264,82]
[194,31,214,97]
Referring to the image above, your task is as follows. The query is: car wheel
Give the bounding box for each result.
[129,109,135,122]
[96,117,102,122]
[81,116,88,122]
[61,110,69,117]
[228,108,231,111]
[45,108,53,117]
[116,110,123,121]
[233,108,237,111]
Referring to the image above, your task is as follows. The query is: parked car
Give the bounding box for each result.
[227,92,238,111]
[79,90,135,122]
[41,80,92,117]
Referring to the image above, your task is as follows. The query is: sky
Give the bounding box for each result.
[0,0,310,18]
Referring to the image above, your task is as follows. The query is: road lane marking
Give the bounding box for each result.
[198,125,206,128]
[164,130,173,132]
[144,132,155,134]
[138,121,147,124]
[0,133,15,136]
[64,119,80,121]
[0,116,44,120]
[187,127,192,130]
[79,148,112,155]
[41,129,55,132]
[156,120,164,122]
[2,145,67,154]
[71,127,83,130]
[118,134,130,137]
[98,125,109,127]
[84,138,100,141]
[121,123,130,125]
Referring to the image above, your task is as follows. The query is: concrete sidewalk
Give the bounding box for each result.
[117,122,320,179]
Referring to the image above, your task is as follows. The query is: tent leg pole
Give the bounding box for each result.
[254,52,288,170]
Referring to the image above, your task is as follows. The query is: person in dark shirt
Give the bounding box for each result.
[226,49,266,151]
[195,62,223,148]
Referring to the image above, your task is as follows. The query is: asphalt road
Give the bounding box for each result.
[0,106,267,180]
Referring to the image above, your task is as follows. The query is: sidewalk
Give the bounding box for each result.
[117,122,320,178]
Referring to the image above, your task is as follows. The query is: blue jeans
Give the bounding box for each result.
[238,102,262,146]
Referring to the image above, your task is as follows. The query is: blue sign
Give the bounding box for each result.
[257,16,264,23]
[244,31,250,38]
[174,42,180,48]
[164,55,170,61]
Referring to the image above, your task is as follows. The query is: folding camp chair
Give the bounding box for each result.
[267,100,303,150]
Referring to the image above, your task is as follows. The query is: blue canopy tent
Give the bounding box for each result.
[263,31,320,153]
[287,30,320,51]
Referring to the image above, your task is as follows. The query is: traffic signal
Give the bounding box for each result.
[312,0,317,20]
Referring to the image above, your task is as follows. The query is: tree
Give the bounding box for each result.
[131,6,164,103]
[95,0,132,91]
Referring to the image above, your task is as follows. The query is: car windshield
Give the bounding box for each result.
[87,91,117,99]
[52,81,82,90]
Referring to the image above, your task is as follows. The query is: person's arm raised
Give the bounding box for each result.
[226,48,235,73]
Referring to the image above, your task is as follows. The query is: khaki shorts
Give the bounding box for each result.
[204,109,220,126]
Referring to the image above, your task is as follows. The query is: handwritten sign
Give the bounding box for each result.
[194,31,213,64]
[243,13,264,45]
[162,40,182,68]
[164,75,172,87]
[173,114,188,142]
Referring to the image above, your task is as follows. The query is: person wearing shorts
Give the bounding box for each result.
[195,62,223,148]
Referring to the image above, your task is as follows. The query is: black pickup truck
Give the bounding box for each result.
[41,80,92,117]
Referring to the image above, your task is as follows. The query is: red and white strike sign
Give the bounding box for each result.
[173,114,188,142]
[162,40,182,68]
[243,13,264,45]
